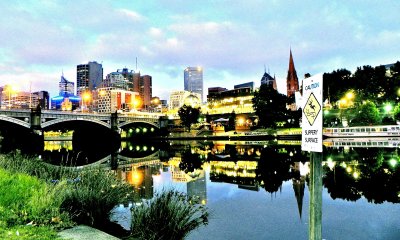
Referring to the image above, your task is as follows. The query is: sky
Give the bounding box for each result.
[0,0,399,101]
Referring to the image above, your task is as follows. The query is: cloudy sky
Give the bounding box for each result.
[1,0,399,100]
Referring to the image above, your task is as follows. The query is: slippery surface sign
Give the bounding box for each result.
[301,73,323,152]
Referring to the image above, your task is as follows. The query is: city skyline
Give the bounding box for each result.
[0,1,399,100]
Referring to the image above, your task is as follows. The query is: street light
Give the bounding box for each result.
[6,85,16,109]
[81,91,91,113]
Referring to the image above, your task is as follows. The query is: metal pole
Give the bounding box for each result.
[309,151,323,240]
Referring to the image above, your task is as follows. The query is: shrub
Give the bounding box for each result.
[0,151,133,228]
[130,189,209,240]
[60,168,133,227]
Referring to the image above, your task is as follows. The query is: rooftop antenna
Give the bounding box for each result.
[264,64,266,73]
[136,57,138,71]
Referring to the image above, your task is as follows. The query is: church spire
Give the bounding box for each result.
[287,49,299,97]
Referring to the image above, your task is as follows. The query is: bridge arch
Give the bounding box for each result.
[42,118,110,129]
[0,115,30,128]
[118,120,159,129]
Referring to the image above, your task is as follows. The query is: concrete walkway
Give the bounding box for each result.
[58,225,120,240]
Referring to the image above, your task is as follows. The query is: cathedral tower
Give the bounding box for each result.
[286,49,299,97]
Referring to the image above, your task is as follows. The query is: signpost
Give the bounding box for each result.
[301,73,323,240]
[302,73,323,152]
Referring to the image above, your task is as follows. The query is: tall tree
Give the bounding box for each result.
[178,104,200,131]
[252,84,288,128]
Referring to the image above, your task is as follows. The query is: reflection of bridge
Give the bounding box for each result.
[0,109,162,132]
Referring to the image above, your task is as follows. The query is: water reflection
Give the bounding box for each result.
[2,135,400,238]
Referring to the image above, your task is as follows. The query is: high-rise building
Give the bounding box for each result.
[32,91,49,109]
[184,67,203,102]
[76,61,103,96]
[59,74,75,97]
[118,68,135,91]
[286,50,299,97]
[140,75,152,108]
[103,72,129,90]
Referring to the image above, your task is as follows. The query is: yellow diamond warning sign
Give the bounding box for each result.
[303,92,321,126]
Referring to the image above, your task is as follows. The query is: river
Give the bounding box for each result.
[1,136,400,239]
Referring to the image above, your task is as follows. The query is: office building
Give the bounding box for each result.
[184,67,203,102]
[235,81,255,90]
[59,74,75,97]
[140,75,152,108]
[76,61,103,96]
[51,74,80,110]
[169,90,201,110]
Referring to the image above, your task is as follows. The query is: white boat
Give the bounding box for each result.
[323,125,400,138]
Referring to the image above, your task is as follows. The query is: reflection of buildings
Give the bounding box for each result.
[117,163,162,201]
[209,161,259,191]
[43,140,73,151]
[187,170,207,205]
[291,161,309,219]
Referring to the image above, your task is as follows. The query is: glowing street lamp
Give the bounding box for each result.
[81,91,92,112]
[384,103,393,114]
[5,85,17,109]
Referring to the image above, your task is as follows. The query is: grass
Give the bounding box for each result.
[0,168,72,239]
[0,151,210,239]
[0,151,133,231]
[130,189,209,240]
[0,225,62,240]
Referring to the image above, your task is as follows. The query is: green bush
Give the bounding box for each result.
[60,168,133,227]
[130,189,209,240]
[0,151,133,228]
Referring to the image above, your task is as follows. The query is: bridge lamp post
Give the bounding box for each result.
[81,92,91,113]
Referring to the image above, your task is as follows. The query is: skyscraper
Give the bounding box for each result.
[76,61,103,96]
[140,75,152,108]
[184,67,203,102]
[59,74,74,97]
[286,50,299,97]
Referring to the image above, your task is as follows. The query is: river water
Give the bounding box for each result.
[1,137,400,239]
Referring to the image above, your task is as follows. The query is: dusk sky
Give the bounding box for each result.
[1,0,399,100]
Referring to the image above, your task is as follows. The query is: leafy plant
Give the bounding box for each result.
[130,189,209,240]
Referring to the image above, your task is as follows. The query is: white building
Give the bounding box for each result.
[169,90,201,111]
[96,87,139,113]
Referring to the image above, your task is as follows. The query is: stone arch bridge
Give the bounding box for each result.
[0,109,165,134]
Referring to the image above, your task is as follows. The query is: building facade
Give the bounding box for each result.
[169,90,201,110]
[184,67,203,102]
[59,75,75,97]
[140,75,152,108]
[76,61,103,96]
[234,82,255,90]
[95,87,139,113]
[260,71,277,90]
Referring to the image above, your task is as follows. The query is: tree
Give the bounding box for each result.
[349,101,381,126]
[178,104,200,131]
[252,84,288,128]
